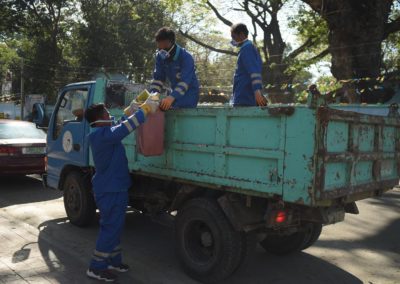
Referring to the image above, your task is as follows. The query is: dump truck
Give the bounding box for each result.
[43,79,400,283]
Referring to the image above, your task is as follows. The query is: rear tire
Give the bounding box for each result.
[259,222,322,255]
[301,223,322,250]
[63,171,96,227]
[175,198,245,283]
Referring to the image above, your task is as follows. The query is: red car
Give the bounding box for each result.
[0,119,46,175]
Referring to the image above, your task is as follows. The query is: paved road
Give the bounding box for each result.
[0,175,399,283]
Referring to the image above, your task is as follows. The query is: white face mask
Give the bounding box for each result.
[230,38,247,47]
[157,44,175,60]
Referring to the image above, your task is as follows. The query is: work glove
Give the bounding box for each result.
[124,90,160,116]
[136,89,150,103]
[140,96,159,116]
[124,99,140,116]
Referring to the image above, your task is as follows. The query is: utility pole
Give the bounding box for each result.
[20,58,24,120]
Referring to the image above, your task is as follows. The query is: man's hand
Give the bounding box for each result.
[255,90,267,106]
[160,96,175,111]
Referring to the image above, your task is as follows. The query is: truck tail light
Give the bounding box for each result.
[275,210,287,223]
[0,146,21,156]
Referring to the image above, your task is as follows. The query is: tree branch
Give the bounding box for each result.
[179,30,237,56]
[205,1,233,27]
[384,16,400,39]
[242,0,268,31]
[288,37,314,59]
[301,0,322,13]
[305,48,329,63]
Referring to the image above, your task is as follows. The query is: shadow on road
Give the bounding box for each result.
[0,175,61,207]
[34,214,363,284]
[315,217,400,256]
[364,190,400,211]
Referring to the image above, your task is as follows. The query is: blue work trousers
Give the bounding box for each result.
[89,191,128,270]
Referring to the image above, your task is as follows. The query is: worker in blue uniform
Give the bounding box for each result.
[231,23,267,107]
[84,99,158,282]
[150,27,199,110]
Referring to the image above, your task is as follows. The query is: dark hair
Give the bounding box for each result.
[84,103,106,126]
[231,23,249,37]
[155,27,176,42]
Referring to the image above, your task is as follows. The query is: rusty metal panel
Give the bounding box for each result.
[282,106,316,205]
[126,107,286,196]
[314,106,400,201]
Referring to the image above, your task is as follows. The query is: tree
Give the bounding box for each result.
[177,0,327,93]
[75,0,171,83]
[0,0,78,100]
[301,1,400,87]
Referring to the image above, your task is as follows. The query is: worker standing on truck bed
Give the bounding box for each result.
[150,27,199,110]
[231,23,267,107]
[84,99,158,282]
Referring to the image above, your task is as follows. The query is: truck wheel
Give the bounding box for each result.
[63,171,96,227]
[259,222,321,255]
[301,223,322,250]
[175,198,245,283]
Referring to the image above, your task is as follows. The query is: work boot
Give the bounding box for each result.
[86,268,117,282]
[108,263,130,273]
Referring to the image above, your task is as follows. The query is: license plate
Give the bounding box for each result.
[22,147,46,155]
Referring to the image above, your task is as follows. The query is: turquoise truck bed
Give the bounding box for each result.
[89,79,400,207]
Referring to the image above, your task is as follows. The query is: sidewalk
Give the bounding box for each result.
[0,212,91,284]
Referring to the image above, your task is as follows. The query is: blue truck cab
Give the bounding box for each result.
[44,79,400,283]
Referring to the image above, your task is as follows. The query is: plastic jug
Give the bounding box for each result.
[136,110,165,156]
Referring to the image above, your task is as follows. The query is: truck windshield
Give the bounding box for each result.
[105,81,147,109]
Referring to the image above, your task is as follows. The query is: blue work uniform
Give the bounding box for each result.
[232,40,263,106]
[150,44,199,108]
[88,110,146,271]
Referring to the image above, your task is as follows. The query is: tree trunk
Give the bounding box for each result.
[323,1,392,81]
[303,0,393,102]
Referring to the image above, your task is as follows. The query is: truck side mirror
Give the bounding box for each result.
[32,103,46,127]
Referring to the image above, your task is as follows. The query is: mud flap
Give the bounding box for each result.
[320,206,345,224]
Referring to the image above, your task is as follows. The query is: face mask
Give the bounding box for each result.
[158,44,175,60]
[230,38,247,47]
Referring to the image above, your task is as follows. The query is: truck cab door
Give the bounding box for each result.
[46,84,92,189]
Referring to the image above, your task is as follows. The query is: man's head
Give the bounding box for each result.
[231,23,249,44]
[155,27,175,50]
[84,103,111,127]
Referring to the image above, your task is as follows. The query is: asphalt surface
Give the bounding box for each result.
[0,175,399,284]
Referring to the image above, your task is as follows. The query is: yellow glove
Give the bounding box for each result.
[140,97,159,116]
[124,100,139,116]
[136,89,150,103]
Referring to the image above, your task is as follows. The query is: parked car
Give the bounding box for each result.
[0,119,46,175]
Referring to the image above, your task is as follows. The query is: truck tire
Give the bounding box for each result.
[301,223,322,250]
[175,198,245,283]
[259,222,322,255]
[63,171,96,227]
[234,231,257,273]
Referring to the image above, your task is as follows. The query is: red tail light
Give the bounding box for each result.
[0,146,21,156]
[275,210,287,223]
[44,156,48,171]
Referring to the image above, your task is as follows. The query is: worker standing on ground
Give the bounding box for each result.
[150,27,199,110]
[84,98,158,282]
[231,23,267,106]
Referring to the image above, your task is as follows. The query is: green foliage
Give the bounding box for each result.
[75,0,169,81]
[0,43,19,83]
[0,0,175,101]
